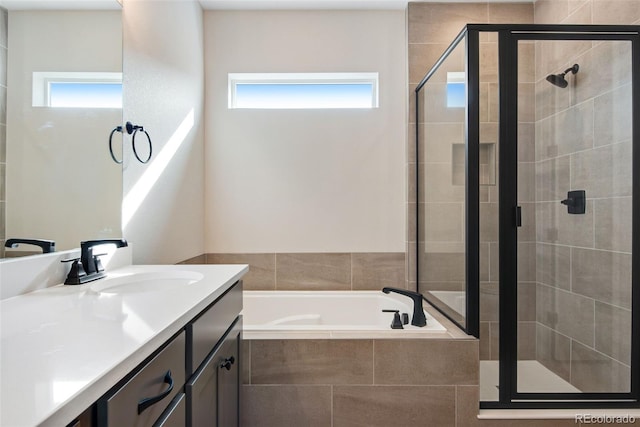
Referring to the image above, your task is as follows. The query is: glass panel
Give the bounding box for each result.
[478,32,500,402]
[516,39,633,394]
[417,37,467,327]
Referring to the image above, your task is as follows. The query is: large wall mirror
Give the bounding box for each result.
[0,0,122,258]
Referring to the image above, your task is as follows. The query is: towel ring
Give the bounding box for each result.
[108,125,123,164]
[132,128,153,164]
[125,121,153,164]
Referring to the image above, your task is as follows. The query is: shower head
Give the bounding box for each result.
[546,64,579,88]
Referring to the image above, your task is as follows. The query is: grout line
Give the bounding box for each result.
[330,384,334,427]
[273,253,277,290]
[350,253,353,291]
[454,385,458,427]
[372,340,375,385]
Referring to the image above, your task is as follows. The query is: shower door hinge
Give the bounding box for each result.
[515,206,522,227]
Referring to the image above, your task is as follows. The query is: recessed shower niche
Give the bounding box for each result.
[452,142,495,186]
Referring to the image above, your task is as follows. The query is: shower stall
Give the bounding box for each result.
[415,24,639,408]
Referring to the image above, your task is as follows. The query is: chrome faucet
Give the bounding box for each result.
[381,287,427,327]
[63,239,128,285]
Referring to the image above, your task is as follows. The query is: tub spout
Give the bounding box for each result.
[381,287,427,327]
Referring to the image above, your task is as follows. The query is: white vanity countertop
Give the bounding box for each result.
[0,264,248,427]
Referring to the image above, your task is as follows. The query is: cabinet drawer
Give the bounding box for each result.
[187,281,242,374]
[98,332,186,427]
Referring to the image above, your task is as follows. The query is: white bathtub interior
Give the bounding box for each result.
[242,291,448,339]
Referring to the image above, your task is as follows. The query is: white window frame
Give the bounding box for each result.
[228,72,379,109]
[32,71,123,108]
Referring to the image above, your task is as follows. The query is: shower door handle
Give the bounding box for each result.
[515,206,522,227]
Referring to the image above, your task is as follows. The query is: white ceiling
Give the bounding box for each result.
[1,0,532,11]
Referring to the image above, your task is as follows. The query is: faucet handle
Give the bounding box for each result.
[382,309,404,329]
[93,253,108,273]
[62,258,87,285]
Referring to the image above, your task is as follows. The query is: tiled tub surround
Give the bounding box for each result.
[182,252,406,291]
[241,299,477,427]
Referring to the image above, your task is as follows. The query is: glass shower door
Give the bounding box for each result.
[512,36,634,398]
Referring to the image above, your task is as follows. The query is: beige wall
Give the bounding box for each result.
[533,0,640,393]
[203,10,406,254]
[5,10,122,253]
[122,0,205,264]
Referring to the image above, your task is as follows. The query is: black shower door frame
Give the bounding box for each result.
[491,24,640,409]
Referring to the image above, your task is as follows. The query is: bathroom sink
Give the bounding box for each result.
[89,270,204,294]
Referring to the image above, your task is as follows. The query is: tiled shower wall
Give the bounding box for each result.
[533,0,640,393]
[0,7,7,258]
[408,2,535,361]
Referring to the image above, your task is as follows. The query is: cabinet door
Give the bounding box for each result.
[186,348,218,426]
[217,327,240,427]
[186,318,241,427]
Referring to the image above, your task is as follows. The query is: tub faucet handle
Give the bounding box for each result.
[381,287,427,327]
[382,309,404,329]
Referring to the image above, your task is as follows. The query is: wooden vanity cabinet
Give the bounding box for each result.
[93,280,243,427]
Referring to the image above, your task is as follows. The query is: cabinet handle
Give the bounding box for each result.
[137,370,174,414]
[220,356,235,371]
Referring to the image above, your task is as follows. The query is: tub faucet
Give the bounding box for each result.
[381,287,427,327]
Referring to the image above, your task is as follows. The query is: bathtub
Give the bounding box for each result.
[242,291,448,339]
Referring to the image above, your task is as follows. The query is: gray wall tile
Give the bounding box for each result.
[251,339,373,385]
[241,385,331,427]
[595,301,631,366]
[537,284,595,346]
[593,197,632,253]
[571,341,630,393]
[334,385,455,427]
[536,324,571,383]
[351,252,405,290]
[276,253,351,290]
[208,253,276,290]
[572,247,632,309]
[374,339,478,385]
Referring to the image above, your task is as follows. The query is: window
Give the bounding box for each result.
[446,72,465,108]
[32,72,122,108]
[228,73,378,109]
